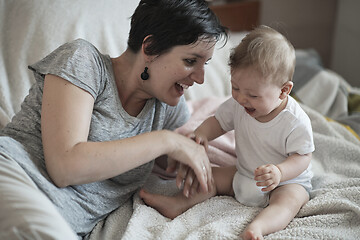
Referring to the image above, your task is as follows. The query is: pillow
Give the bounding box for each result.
[0,0,139,128]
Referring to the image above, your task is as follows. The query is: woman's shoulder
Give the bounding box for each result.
[63,38,96,49]
[30,38,105,69]
[61,38,103,58]
[29,38,110,99]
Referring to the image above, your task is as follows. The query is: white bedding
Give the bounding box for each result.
[88,97,360,240]
[1,1,360,239]
[0,0,234,129]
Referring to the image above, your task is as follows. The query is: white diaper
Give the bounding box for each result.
[232,171,269,208]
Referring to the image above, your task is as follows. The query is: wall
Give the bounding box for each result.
[259,0,337,68]
[211,0,359,87]
[331,0,360,87]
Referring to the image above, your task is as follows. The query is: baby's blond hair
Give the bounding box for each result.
[229,25,295,86]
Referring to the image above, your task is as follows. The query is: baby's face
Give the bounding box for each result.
[231,66,284,122]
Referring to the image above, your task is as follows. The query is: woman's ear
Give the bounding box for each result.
[141,35,156,62]
[279,81,293,99]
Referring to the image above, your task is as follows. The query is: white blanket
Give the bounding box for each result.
[88,99,360,240]
[2,1,359,238]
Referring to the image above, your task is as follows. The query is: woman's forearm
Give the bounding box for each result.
[46,130,174,187]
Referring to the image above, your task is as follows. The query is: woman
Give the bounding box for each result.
[0,0,227,239]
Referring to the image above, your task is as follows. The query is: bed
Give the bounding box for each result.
[1,1,360,239]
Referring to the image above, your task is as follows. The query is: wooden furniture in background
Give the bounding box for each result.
[209,0,260,32]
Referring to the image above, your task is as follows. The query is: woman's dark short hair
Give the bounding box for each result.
[128,0,228,55]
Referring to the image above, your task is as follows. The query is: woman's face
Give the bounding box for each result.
[145,39,216,106]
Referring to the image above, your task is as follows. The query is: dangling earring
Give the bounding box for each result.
[141,67,149,80]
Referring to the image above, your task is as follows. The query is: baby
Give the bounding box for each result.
[140,25,314,240]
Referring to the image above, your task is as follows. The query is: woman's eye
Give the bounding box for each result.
[249,95,258,98]
[184,59,196,65]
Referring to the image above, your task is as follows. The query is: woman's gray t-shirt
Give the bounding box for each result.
[0,39,190,237]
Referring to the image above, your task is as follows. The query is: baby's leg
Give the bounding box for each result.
[140,166,236,219]
[242,184,309,240]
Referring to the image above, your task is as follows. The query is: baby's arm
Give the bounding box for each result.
[193,116,226,148]
[255,153,312,192]
[276,153,312,182]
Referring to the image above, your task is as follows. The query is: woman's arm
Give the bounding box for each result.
[41,74,212,192]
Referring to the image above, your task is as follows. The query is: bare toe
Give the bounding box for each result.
[242,228,263,240]
[139,189,184,219]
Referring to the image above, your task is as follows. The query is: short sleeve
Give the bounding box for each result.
[286,119,315,155]
[28,39,105,99]
[163,96,190,131]
[215,97,236,132]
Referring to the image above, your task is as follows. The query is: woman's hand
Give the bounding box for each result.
[166,132,212,194]
[166,131,212,197]
[254,164,281,192]
[170,116,224,196]
[166,160,200,198]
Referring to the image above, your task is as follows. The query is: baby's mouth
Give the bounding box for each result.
[244,107,255,114]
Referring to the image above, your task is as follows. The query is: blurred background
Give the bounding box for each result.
[208,0,360,87]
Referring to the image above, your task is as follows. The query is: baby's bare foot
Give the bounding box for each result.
[139,189,186,219]
[242,227,264,240]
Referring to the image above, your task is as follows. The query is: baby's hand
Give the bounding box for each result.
[187,132,209,151]
[254,164,281,192]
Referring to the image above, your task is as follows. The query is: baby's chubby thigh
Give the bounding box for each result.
[232,171,269,207]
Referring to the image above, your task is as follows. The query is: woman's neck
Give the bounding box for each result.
[111,50,149,117]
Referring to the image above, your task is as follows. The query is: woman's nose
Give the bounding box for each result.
[190,66,205,84]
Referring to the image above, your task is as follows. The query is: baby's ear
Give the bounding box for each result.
[279,81,293,99]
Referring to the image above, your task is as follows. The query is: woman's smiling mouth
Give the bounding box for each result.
[175,82,190,95]
[176,82,189,90]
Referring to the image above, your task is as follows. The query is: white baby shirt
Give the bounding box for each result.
[215,96,314,207]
